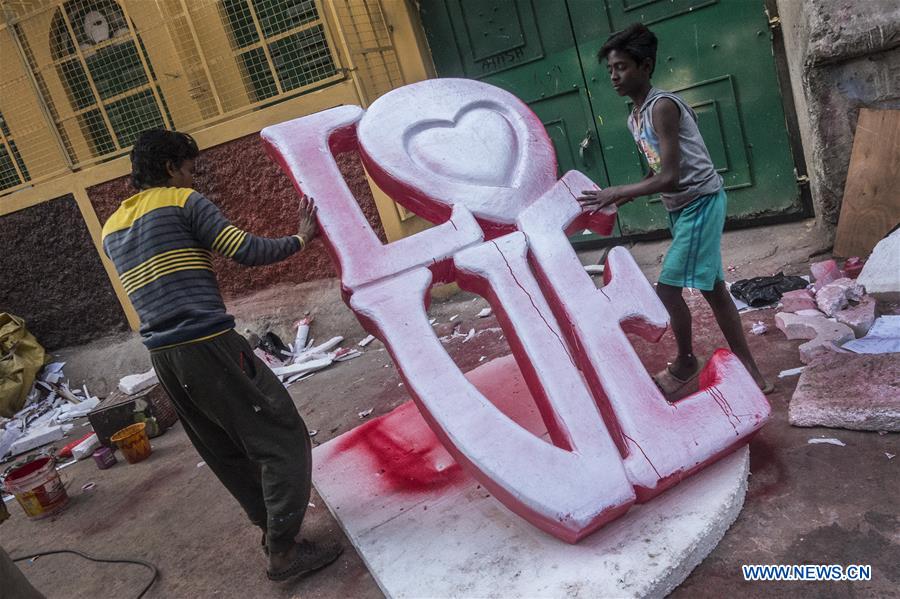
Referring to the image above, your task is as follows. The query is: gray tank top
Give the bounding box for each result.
[627,87,723,211]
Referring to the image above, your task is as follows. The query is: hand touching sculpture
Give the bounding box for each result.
[296,193,318,249]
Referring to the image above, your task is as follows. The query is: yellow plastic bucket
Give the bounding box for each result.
[110,423,152,464]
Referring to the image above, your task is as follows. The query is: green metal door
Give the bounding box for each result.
[568,0,803,234]
[418,0,803,238]
[418,0,621,240]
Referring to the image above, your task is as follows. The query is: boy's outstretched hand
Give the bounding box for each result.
[297,193,318,242]
[577,187,631,210]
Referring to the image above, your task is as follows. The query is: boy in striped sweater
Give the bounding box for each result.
[102,129,341,581]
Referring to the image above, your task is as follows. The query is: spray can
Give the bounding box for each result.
[292,317,312,361]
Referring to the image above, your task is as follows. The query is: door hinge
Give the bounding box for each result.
[765,8,781,29]
[796,174,810,186]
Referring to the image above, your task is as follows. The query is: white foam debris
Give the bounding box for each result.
[807,438,846,447]
[777,366,805,378]
[750,321,768,335]
[272,357,333,378]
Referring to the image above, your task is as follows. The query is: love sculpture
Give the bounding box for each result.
[261,79,770,544]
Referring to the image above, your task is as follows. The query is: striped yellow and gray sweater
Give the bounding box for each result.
[102,187,301,349]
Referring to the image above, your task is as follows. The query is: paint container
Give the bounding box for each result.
[92,446,118,470]
[1,455,70,520]
[110,422,152,464]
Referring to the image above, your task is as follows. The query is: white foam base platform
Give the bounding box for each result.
[313,419,749,599]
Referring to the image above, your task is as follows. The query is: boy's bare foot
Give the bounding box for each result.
[267,539,343,582]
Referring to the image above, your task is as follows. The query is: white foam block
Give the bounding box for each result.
[8,425,66,457]
[118,368,158,395]
[313,421,749,599]
[72,433,100,460]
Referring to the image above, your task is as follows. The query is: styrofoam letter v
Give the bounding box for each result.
[350,260,635,544]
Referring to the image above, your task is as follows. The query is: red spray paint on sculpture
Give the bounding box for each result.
[260,78,770,543]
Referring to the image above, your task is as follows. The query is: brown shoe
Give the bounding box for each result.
[266,539,343,582]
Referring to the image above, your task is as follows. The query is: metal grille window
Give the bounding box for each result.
[0,0,400,195]
[0,111,30,191]
[48,0,169,159]
[221,0,339,102]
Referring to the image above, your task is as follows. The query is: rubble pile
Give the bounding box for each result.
[771,230,900,432]
[772,251,898,364]
[0,363,99,462]
[249,319,369,387]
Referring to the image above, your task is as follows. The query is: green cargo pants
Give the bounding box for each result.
[150,330,311,554]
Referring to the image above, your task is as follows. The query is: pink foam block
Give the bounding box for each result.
[781,289,817,313]
[775,312,855,363]
[834,296,876,337]
[816,277,866,317]
[261,78,770,543]
[810,259,841,286]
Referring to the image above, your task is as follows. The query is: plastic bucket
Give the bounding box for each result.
[2,455,70,520]
[110,423,152,464]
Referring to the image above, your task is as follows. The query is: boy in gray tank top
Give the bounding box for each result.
[579,23,772,395]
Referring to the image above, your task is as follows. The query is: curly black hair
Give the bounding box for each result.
[130,129,199,190]
[599,23,658,75]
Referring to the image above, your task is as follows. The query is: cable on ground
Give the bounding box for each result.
[13,548,158,599]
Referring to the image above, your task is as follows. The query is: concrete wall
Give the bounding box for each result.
[777,0,900,232]
[87,133,386,300]
[0,195,129,349]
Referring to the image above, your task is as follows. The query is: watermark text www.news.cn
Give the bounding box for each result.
[742,564,872,581]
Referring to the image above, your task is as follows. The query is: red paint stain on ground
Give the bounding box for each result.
[746,437,788,500]
[330,355,549,494]
[334,402,465,493]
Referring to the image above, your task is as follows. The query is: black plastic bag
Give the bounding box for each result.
[730,272,809,307]
[258,331,292,361]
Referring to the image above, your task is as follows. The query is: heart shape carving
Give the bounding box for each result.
[357,79,558,227]
[405,107,519,188]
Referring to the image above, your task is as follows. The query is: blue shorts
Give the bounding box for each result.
[658,188,726,291]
